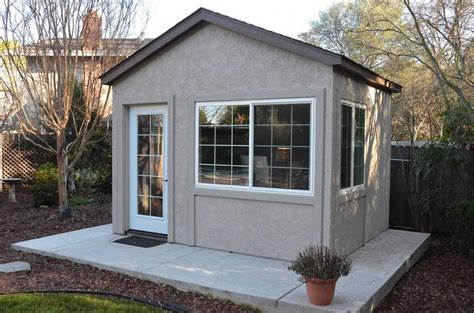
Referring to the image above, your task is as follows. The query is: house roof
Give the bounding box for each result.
[100,8,402,93]
[22,37,153,57]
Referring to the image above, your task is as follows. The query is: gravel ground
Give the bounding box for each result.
[0,191,258,312]
[377,235,474,311]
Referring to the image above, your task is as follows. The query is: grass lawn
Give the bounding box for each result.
[0,293,163,313]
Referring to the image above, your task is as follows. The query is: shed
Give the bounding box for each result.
[101,8,401,260]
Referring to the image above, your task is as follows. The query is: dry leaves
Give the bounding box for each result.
[377,236,474,311]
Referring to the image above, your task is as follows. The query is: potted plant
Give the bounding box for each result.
[288,245,352,305]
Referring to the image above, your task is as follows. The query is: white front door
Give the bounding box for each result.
[129,106,168,234]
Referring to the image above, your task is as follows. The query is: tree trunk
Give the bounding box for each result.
[56,135,68,207]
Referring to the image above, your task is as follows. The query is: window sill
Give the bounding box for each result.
[193,185,315,205]
[338,185,366,203]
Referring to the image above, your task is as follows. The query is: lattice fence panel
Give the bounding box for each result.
[1,134,55,183]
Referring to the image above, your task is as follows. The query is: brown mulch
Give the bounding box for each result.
[377,235,474,312]
[0,190,257,312]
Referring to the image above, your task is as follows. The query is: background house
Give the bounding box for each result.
[0,11,151,122]
[0,11,151,183]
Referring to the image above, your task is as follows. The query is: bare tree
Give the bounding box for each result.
[402,0,473,107]
[300,0,473,142]
[349,0,473,108]
[392,69,445,141]
[1,0,146,214]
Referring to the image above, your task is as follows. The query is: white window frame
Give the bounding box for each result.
[340,99,366,193]
[195,97,316,196]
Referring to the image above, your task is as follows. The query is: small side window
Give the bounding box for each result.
[340,102,365,190]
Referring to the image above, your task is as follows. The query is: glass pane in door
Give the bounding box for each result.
[137,114,164,217]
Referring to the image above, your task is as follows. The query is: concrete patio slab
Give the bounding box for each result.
[13,224,113,253]
[12,225,429,312]
[141,248,299,310]
[56,236,203,276]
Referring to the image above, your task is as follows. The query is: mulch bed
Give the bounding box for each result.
[377,235,474,311]
[0,190,257,312]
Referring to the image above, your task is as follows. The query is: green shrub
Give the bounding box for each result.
[72,168,101,193]
[447,200,474,255]
[288,246,352,282]
[31,163,58,207]
[96,166,112,194]
[73,127,112,193]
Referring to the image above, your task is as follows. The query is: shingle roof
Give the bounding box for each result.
[100,8,401,93]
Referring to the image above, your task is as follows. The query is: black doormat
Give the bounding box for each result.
[113,236,166,248]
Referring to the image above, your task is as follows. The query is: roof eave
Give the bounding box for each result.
[336,57,402,93]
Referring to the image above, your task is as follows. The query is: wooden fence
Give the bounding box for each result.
[389,142,473,234]
[0,133,55,185]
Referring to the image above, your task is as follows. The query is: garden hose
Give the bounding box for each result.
[0,289,189,313]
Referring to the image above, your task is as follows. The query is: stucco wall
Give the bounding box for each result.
[111,23,334,260]
[331,72,392,254]
[332,196,365,253]
[195,196,315,260]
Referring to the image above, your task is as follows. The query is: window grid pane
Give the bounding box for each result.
[198,105,250,186]
[253,103,311,191]
[137,114,164,218]
[197,101,312,192]
[340,104,365,189]
[353,107,365,186]
[340,105,352,189]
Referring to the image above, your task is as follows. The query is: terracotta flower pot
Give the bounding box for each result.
[305,278,338,305]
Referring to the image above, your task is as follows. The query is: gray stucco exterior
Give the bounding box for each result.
[331,72,392,254]
[110,22,394,260]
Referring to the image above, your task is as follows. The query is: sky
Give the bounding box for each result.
[142,0,337,40]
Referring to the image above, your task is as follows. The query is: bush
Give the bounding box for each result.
[447,200,474,255]
[73,127,112,193]
[31,163,58,207]
[288,246,352,282]
[72,168,101,193]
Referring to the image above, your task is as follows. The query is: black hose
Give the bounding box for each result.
[0,289,189,313]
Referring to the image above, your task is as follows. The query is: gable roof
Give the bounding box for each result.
[101,8,402,93]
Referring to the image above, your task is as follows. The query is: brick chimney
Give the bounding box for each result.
[81,10,102,50]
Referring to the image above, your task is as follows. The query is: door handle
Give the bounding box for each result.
[163,179,169,182]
